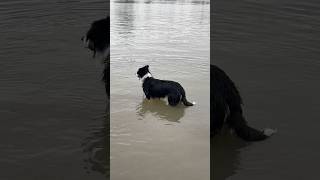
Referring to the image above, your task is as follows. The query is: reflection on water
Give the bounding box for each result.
[136,99,185,122]
[114,2,135,39]
[212,130,248,180]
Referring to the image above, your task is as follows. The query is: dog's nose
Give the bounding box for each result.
[81,36,84,41]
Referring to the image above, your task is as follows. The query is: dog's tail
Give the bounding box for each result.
[182,96,194,106]
[212,65,275,141]
[227,110,275,141]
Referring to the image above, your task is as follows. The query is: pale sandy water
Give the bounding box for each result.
[110,0,210,179]
[0,0,108,179]
[213,0,320,179]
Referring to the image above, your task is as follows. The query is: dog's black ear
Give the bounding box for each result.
[146,65,149,69]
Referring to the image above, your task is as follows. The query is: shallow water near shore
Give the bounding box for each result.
[213,0,320,179]
[110,0,210,179]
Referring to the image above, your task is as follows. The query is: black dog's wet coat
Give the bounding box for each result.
[137,65,193,106]
[211,65,272,141]
[82,17,109,58]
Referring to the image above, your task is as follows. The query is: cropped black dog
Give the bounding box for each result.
[82,17,110,97]
[212,65,275,141]
[137,65,194,106]
[82,17,109,58]
[81,17,110,175]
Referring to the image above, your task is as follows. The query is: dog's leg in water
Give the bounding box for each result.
[168,94,180,106]
[103,61,110,98]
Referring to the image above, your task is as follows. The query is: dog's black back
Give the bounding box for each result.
[137,65,193,106]
[144,78,186,105]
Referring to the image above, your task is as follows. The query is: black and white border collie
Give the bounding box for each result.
[137,65,194,106]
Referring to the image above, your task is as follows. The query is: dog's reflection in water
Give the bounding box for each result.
[212,128,249,180]
[136,98,186,123]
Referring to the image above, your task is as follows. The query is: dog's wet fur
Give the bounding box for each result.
[137,65,194,106]
[82,17,110,58]
[211,65,275,141]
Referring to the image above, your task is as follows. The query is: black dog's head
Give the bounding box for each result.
[137,65,150,79]
[82,17,110,57]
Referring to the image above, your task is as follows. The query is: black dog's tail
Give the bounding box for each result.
[212,65,275,141]
[227,110,269,141]
[182,96,194,106]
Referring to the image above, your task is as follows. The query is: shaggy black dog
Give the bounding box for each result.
[137,65,194,106]
[211,65,274,141]
[82,17,110,97]
[82,17,109,58]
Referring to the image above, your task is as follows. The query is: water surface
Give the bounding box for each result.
[213,0,320,179]
[0,0,108,179]
[110,0,210,179]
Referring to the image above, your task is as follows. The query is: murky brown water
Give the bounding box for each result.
[110,0,210,179]
[213,0,320,179]
[5,0,317,179]
[0,0,108,179]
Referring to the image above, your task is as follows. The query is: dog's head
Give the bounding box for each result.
[137,65,150,79]
[82,17,110,58]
